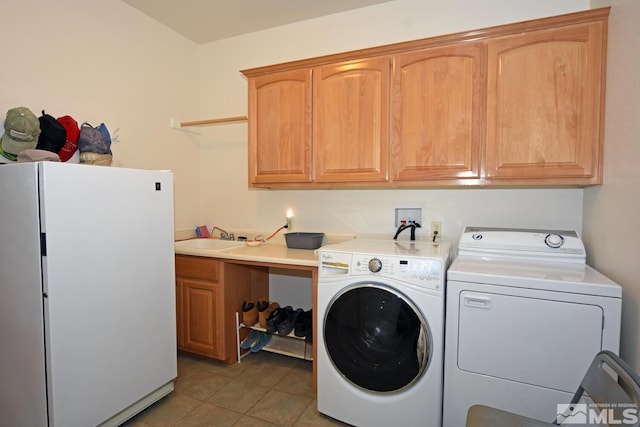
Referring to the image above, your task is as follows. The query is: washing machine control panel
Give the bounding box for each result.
[352,254,444,290]
[319,242,450,291]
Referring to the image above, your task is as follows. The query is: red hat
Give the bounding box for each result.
[56,115,80,162]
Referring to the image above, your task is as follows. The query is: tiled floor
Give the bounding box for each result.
[124,351,351,427]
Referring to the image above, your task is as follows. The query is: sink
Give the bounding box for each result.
[174,239,245,252]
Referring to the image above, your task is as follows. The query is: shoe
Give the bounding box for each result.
[266,305,289,333]
[240,329,260,349]
[242,300,258,326]
[260,302,280,329]
[278,307,303,336]
[294,309,312,339]
[256,298,269,312]
[256,298,270,327]
[250,332,272,352]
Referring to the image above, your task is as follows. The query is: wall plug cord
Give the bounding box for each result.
[252,224,289,243]
[264,224,288,241]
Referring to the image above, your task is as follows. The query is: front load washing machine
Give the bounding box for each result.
[317,239,451,427]
[442,227,622,427]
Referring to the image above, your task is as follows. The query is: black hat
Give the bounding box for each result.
[36,110,66,154]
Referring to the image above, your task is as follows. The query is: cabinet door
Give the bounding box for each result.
[314,57,390,183]
[248,69,312,185]
[391,43,483,182]
[182,278,222,359]
[485,22,605,183]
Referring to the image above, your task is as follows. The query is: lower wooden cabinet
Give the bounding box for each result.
[175,255,223,359]
[175,255,268,363]
[175,254,318,391]
[180,278,222,358]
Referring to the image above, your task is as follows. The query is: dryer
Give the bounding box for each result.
[442,227,622,427]
[317,239,451,427]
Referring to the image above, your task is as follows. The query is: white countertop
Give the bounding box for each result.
[174,239,321,267]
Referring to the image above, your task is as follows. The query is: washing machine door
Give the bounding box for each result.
[324,283,431,393]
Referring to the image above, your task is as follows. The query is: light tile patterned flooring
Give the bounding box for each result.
[124,351,351,427]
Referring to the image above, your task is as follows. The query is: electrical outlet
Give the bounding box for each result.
[395,208,422,227]
[431,221,442,238]
[286,209,294,231]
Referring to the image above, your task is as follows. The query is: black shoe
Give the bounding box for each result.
[266,306,288,333]
[278,307,303,336]
[294,309,312,339]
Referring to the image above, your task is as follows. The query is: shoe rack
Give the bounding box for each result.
[235,312,313,362]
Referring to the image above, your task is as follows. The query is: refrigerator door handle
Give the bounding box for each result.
[40,233,47,256]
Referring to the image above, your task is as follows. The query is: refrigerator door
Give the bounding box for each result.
[38,162,176,426]
[0,163,48,426]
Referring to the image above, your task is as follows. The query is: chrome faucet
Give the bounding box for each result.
[393,221,421,241]
[210,226,234,241]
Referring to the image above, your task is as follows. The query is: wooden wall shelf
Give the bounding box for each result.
[180,116,247,127]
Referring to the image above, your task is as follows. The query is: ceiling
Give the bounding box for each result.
[121,0,393,44]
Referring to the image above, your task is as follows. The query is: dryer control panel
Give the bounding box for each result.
[319,250,445,291]
[458,226,586,263]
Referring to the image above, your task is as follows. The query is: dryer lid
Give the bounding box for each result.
[457,226,586,263]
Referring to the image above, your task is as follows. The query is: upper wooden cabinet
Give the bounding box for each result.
[248,69,312,185]
[314,57,390,183]
[391,43,483,182]
[485,21,606,184]
[241,7,609,188]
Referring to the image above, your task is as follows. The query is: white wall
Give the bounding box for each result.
[584,0,640,371]
[196,0,589,244]
[7,0,634,370]
[0,0,202,230]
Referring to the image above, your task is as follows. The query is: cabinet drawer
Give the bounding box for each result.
[175,255,219,282]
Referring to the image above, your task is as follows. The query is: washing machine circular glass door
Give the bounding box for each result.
[323,283,431,393]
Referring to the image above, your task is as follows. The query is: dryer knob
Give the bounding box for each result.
[545,233,565,248]
[368,258,383,273]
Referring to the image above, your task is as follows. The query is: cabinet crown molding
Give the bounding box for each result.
[241,7,609,77]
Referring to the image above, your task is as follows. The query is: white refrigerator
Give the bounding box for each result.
[0,162,177,427]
